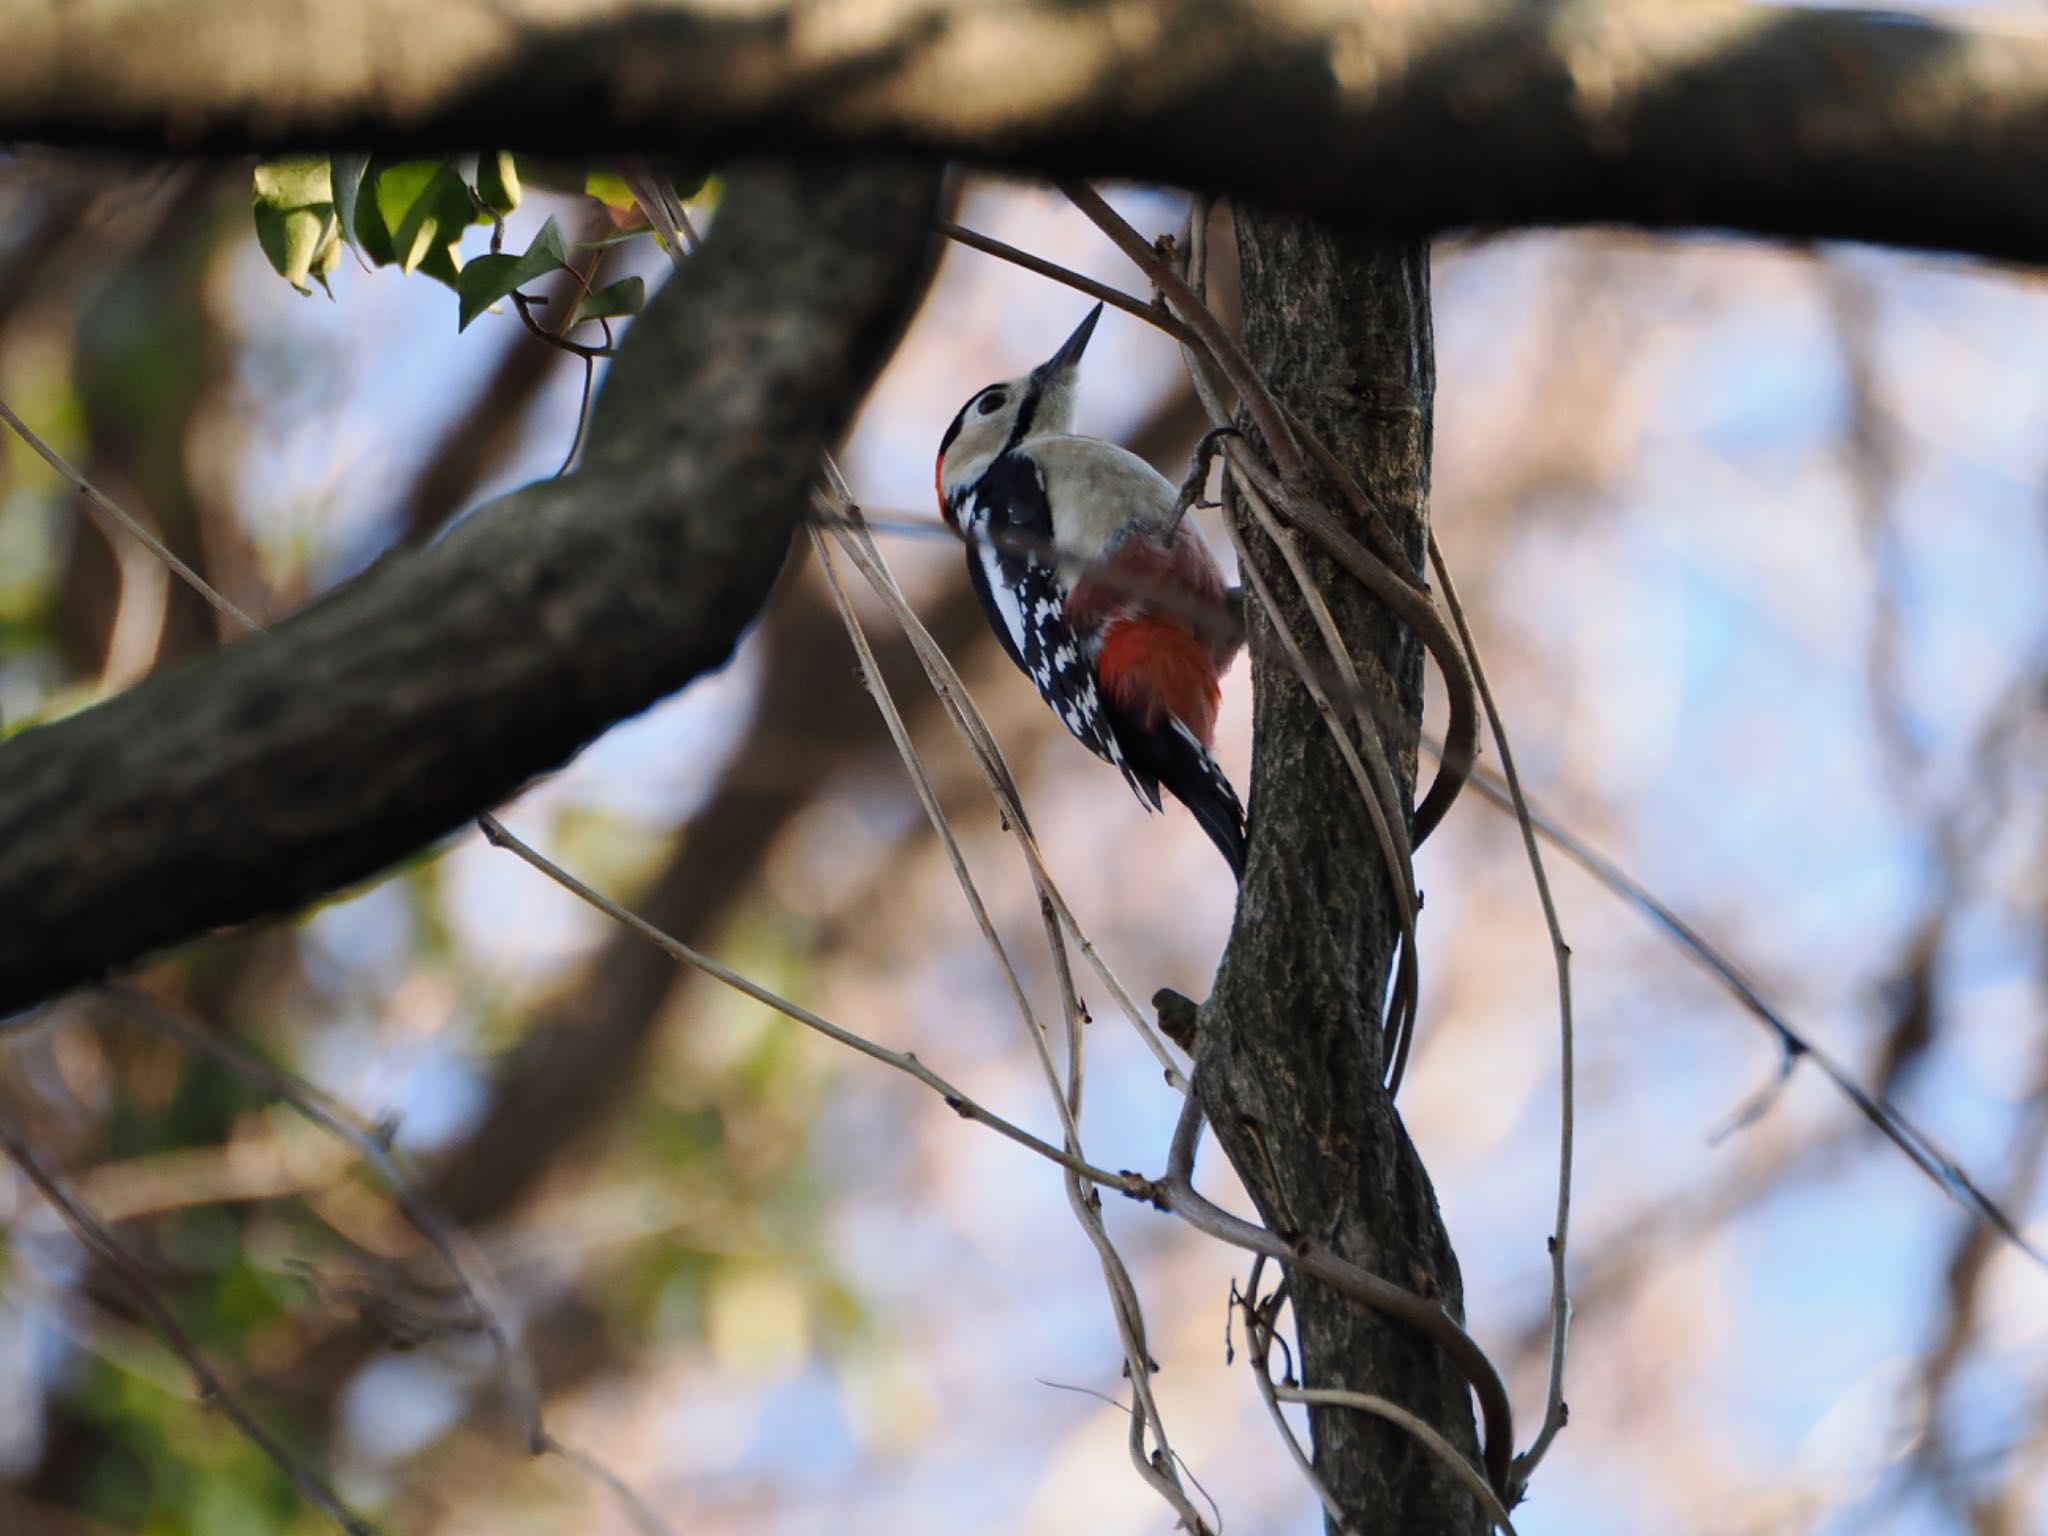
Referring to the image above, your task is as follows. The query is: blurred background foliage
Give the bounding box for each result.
[0,129,2044,1536]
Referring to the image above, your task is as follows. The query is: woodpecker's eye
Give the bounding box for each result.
[976,390,1008,416]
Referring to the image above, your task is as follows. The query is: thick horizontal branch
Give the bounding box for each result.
[6,1,2048,264]
[0,161,942,1017]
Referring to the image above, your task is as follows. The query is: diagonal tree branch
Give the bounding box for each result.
[5,2,2048,265]
[0,160,944,1017]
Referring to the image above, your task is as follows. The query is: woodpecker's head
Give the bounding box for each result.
[936,303,1102,514]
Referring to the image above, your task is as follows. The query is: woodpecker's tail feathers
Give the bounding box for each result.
[1121,717,1246,880]
[1172,728,1248,881]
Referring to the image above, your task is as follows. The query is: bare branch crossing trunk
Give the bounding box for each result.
[1197,213,1485,1534]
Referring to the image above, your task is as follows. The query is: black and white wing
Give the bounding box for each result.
[951,453,1158,808]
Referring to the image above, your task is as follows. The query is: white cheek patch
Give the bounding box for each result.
[942,444,1000,501]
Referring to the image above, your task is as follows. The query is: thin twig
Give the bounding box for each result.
[102,985,547,1452]
[937,219,1199,348]
[1232,470,1423,1088]
[0,397,261,632]
[806,529,1086,1147]
[1058,180,1305,486]
[597,179,1206,1525]
[1219,427,1478,847]
[807,523,1208,1530]
[0,1108,379,1536]
[822,508,1192,1091]
[555,351,599,478]
[507,290,615,359]
[475,811,1148,1197]
[1033,1378,1225,1534]
[1436,741,2048,1273]
[1163,1096,1517,1497]
[623,166,702,264]
[1224,495,1420,1086]
[1277,1384,1520,1534]
[1240,1236,1515,1533]
[1141,202,1479,846]
[1427,537,1575,1488]
[1237,1258,1358,1536]
[590,201,1206,1524]
[540,1432,684,1536]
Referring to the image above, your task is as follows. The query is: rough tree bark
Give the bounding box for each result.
[1195,216,1482,1532]
[7,0,2048,266]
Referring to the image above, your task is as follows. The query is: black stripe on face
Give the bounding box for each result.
[937,401,972,462]
[1002,378,1045,456]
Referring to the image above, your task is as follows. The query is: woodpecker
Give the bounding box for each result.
[935,304,1247,876]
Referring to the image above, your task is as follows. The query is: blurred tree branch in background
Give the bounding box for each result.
[7,1,2048,265]
[0,162,943,1015]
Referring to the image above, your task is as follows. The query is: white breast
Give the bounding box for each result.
[1022,435,1178,566]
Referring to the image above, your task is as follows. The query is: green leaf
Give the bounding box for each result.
[584,170,640,214]
[253,156,330,209]
[475,151,522,216]
[574,275,645,327]
[251,157,341,295]
[351,179,396,266]
[252,204,340,295]
[330,151,370,249]
[525,214,569,271]
[579,224,657,250]
[454,259,523,329]
[416,240,463,291]
[455,216,569,330]
[372,160,479,275]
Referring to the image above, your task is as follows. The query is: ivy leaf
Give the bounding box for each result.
[574,276,645,327]
[455,216,570,331]
[416,242,464,291]
[584,170,639,215]
[330,152,371,251]
[253,205,340,296]
[475,153,522,216]
[579,225,656,251]
[252,158,341,295]
[526,215,570,270]
[350,180,396,267]
[373,161,478,276]
[253,158,330,209]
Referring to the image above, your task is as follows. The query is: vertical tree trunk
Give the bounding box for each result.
[1195,212,1484,1534]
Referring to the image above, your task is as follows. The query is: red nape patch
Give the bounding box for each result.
[1096,617,1222,746]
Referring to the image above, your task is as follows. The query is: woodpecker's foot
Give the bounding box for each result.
[1153,987,1200,1052]
[1168,425,1243,533]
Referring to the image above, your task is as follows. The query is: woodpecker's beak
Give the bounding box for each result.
[1036,303,1103,380]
